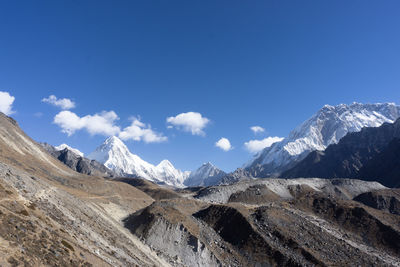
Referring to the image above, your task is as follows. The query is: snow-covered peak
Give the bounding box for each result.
[101,136,130,153]
[157,159,174,169]
[104,135,125,146]
[156,159,190,186]
[88,136,189,187]
[184,162,226,187]
[246,102,400,176]
[55,144,84,157]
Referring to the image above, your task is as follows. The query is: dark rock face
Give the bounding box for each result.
[40,143,115,177]
[357,138,400,187]
[282,119,400,187]
[354,189,400,215]
[193,205,305,267]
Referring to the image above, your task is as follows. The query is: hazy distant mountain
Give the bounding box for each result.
[246,103,400,177]
[40,143,114,177]
[88,136,190,187]
[282,118,400,187]
[218,168,254,185]
[184,162,226,187]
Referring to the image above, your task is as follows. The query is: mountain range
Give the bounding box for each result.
[87,136,189,187]
[1,109,400,266]
[42,136,227,188]
[42,102,400,189]
[282,118,400,187]
[245,102,400,177]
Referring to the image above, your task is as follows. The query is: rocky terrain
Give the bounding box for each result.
[1,111,400,266]
[124,178,400,266]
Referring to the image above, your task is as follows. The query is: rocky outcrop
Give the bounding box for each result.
[193,205,307,266]
[124,199,237,266]
[353,189,400,215]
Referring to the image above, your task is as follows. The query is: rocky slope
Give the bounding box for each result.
[184,162,226,187]
[88,136,189,187]
[246,103,400,178]
[0,112,169,266]
[282,118,400,187]
[353,188,400,215]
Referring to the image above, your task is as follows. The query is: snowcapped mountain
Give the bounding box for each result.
[156,159,191,187]
[246,102,400,177]
[55,144,84,157]
[184,162,226,187]
[88,136,189,187]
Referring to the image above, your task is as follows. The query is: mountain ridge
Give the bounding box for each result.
[245,102,400,177]
[282,118,400,187]
[40,142,115,177]
[184,162,226,187]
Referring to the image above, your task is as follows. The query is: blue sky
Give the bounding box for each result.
[1,0,400,172]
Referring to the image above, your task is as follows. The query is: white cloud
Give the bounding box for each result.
[244,136,284,153]
[166,112,210,136]
[0,91,15,115]
[119,117,167,143]
[53,111,167,143]
[250,126,265,134]
[53,110,120,136]
[42,95,75,110]
[215,137,233,151]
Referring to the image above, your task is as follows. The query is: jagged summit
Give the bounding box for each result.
[55,143,84,157]
[88,136,189,187]
[246,102,400,177]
